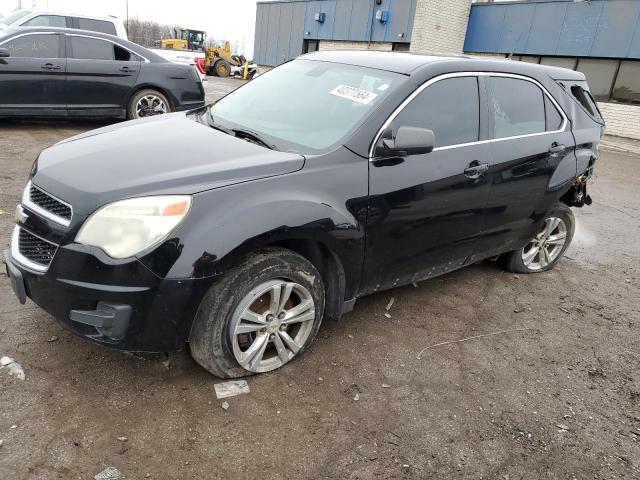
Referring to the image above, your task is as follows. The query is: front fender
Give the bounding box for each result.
[138,173,367,290]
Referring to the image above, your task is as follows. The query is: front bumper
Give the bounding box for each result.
[4,243,214,352]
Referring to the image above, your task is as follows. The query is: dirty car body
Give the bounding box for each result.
[4,51,602,375]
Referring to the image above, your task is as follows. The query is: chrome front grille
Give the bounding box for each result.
[11,226,58,272]
[22,181,73,226]
[29,185,72,221]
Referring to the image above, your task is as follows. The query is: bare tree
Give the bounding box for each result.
[126,17,176,48]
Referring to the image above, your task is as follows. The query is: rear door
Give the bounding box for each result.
[0,32,66,116]
[472,74,576,260]
[362,74,492,294]
[65,34,141,117]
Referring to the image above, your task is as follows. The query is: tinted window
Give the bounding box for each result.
[393,77,479,148]
[3,34,60,58]
[22,15,67,27]
[544,95,563,131]
[562,81,604,124]
[611,61,640,104]
[76,18,117,35]
[70,36,113,60]
[490,77,545,139]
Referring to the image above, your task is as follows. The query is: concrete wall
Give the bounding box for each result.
[599,103,640,140]
[318,40,393,52]
[410,0,473,54]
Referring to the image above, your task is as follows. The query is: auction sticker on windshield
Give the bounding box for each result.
[330,85,378,105]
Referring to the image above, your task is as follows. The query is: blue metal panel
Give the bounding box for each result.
[289,2,306,59]
[631,15,640,58]
[556,1,604,56]
[525,1,566,54]
[464,4,507,53]
[347,0,373,41]
[371,0,392,42]
[303,1,321,41]
[317,0,337,40]
[465,0,640,60]
[591,0,640,58]
[276,2,294,64]
[255,0,417,66]
[253,5,265,64]
[497,3,535,54]
[332,0,353,40]
[266,4,281,66]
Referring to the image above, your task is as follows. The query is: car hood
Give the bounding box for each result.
[32,113,305,214]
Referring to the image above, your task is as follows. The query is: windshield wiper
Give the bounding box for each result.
[231,128,278,151]
[206,108,235,135]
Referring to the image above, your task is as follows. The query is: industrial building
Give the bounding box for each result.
[253,0,640,139]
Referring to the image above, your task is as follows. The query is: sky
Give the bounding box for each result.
[0,0,261,57]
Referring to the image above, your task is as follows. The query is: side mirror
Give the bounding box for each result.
[0,48,9,58]
[379,126,435,156]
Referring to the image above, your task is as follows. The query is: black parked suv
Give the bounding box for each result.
[4,51,602,378]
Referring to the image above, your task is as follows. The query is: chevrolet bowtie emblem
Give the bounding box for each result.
[14,204,28,224]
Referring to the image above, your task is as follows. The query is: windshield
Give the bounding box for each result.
[0,10,30,27]
[209,59,402,152]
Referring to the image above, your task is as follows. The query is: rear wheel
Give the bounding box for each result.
[189,248,325,378]
[214,59,231,77]
[127,89,172,120]
[502,203,575,273]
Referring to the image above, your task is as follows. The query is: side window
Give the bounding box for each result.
[490,77,545,139]
[2,34,60,58]
[22,15,67,28]
[76,18,117,36]
[544,95,563,132]
[114,45,135,61]
[70,37,114,60]
[393,77,480,148]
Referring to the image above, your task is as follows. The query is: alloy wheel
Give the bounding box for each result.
[135,95,168,117]
[230,279,316,373]
[521,217,567,271]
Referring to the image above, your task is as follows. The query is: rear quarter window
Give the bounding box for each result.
[559,80,604,125]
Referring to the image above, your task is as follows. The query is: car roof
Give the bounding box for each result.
[20,11,122,22]
[0,26,167,63]
[302,50,585,82]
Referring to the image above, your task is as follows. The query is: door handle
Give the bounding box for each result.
[41,63,61,70]
[549,142,566,155]
[119,66,136,73]
[464,161,489,179]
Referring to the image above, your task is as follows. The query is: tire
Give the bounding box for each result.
[189,247,325,378]
[213,59,231,77]
[127,89,172,120]
[502,203,575,274]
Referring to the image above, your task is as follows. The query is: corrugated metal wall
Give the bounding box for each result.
[464,0,640,59]
[254,0,416,66]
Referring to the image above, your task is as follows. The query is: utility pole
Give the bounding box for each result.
[125,0,129,35]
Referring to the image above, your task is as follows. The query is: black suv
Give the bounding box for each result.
[4,51,602,378]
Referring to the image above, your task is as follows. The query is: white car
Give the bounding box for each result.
[0,10,127,39]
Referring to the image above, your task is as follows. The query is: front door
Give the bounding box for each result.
[362,75,492,294]
[65,34,141,117]
[0,32,66,116]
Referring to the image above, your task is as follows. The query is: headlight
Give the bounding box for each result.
[75,196,191,259]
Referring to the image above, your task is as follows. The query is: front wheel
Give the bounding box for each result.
[127,89,172,120]
[189,248,325,378]
[502,203,575,273]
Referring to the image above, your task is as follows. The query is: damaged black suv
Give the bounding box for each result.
[4,51,602,378]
